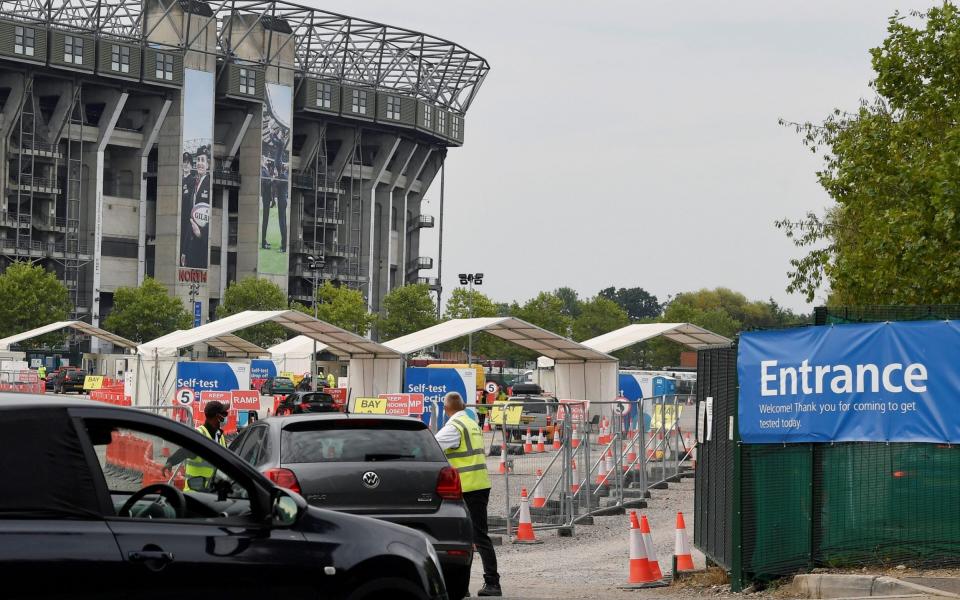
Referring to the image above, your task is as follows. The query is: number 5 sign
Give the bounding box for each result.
[176,388,196,406]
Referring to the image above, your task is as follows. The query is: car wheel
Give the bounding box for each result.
[345,577,427,600]
[444,565,471,600]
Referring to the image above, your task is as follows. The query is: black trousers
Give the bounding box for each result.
[463,487,499,585]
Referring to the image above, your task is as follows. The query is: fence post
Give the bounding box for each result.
[582,409,593,512]
[563,408,573,524]
[503,425,512,540]
[614,411,623,505]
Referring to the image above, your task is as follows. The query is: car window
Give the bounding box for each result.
[84,419,256,520]
[281,420,445,463]
[238,426,266,465]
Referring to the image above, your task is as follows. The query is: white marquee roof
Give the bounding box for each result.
[383,317,616,362]
[0,320,136,351]
[138,310,398,359]
[268,335,329,357]
[581,323,732,354]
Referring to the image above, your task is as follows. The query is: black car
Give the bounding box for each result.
[0,395,447,600]
[231,414,474,599]
[261,376,296,396]
[49,368,86,394]
[276,391,342,415]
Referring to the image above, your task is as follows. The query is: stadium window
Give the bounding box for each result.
[437,110,446,134]
[112,45,130,73]
[239,68,256,95]
[15,26,34,57]
[316,82,332,109]
[452,116,461,138]
[351,89,367,114]
[423,104,433,129]
[386,95,401,120]
[64,35,83,65]
[156,53,174,81]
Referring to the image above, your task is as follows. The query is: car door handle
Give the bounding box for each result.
[128,550,175,563]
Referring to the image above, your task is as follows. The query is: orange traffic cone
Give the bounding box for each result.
[570,459,581,494]
[572,424,581,449]
[625,437,638,472]
[552,424,562,451]
[532,469,547,508]
[675,512,695,571]
[598,418,609,445]
[498,443,509,474]
[523,428,533,453]
[536,428,546,453]
[514,488,542,544]
[627,511,655,584]
[483,419,491,432]
[641,515,663,580]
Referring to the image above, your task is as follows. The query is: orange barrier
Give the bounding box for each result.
[89,385,130,406]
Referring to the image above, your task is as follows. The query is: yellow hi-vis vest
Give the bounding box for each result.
[444,413,491,493]
[184,425,227,491]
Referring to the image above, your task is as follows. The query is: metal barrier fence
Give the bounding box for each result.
[481,396,697,540]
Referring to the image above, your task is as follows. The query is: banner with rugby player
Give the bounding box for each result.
[178,69,214,271]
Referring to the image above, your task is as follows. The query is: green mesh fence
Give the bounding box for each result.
[697,306,960,587]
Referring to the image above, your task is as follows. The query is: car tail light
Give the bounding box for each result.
[436,466,462,500]
[265,468,302,494]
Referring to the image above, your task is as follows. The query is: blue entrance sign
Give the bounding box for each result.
[739,321,960,443]
[193,300,202,328]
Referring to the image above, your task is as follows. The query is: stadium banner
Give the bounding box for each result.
[178,69,214,273]
[258,83,292,278]
[739,321,960,443]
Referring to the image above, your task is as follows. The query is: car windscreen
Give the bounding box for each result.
[275,378,293,386]
[281,420,446,463]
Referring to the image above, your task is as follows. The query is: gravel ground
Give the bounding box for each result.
[468,453,709,599]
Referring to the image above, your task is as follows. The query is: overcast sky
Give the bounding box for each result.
[319,0,935,313]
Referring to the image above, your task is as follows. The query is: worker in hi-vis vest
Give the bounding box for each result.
[164,400,229,491]
[434,392,502,597]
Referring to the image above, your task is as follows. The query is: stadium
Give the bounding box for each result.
[0,0,489,349]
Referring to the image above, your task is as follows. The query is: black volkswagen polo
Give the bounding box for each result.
[230,414,475,600]
[0,395,447,600]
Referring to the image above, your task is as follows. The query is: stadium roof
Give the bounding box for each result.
[0,0,489,112]
[0,321,136,351]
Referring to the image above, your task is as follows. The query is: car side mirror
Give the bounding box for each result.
[272,491,301,527]
[186,476,208,491]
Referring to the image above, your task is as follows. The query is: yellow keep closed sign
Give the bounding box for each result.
[352,397,388,414]
[488,401,523,426]
[83,375,104,391]
[652,404,683,430]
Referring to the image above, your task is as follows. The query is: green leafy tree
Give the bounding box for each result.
[554,286,582,318]
[778,4,960,304]
[441,287,503,358]
[572,296,630,342]
[378,283,439,341]
[0,262,71,345]
[216,277,288,348]
[103,277,192,343]
[512,292,572,338]
[599,286,662,321]
[292,282,374,335]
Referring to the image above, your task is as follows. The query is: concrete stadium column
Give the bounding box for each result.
[381,140,417,302]
[130,97,172,285]
[361,134,400,311]
[0,73,25,210]
[398,147,434,285]
[86,89,128,351]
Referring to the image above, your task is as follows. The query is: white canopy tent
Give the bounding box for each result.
[0,320,137,352]
[581,323,732,354]
[383,317,619,405]
[134,310,401,406]
[267,335,330,374]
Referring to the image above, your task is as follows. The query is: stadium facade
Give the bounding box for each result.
[0,0,488,347]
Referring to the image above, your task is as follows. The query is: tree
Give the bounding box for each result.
[378,283,439,341]
[292,282,374,336]
[216,277,288,348]
[512,292,572,338]
[0,262,71,345]
[778,4,960,304]
[572,296,629,342]
[554,286,582,318]
[442,287,502,357]
[103,277,192,343]
[599,286,662,321]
